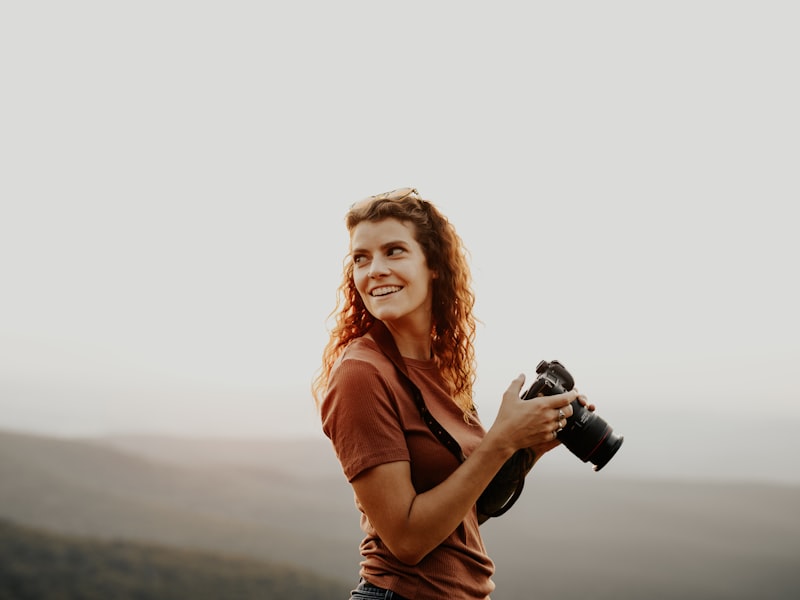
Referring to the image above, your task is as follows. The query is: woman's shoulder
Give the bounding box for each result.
[323,335,401,414]
[336,334,388,366]
[328,335,391,381]
[329,336,399,398]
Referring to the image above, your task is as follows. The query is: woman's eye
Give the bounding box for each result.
[387,246,405,257]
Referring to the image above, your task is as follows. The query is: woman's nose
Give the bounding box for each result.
[368,257,390,278]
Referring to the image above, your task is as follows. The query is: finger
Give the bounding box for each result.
[506,373,526,396]
[560,403,574,419]
[546,389,578,410]
[573,390,595,411]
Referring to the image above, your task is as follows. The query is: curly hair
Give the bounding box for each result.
[312,188,478,418]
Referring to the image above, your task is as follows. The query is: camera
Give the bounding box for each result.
[521,360,623,471]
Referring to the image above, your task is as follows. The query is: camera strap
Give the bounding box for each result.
[369,321,465,462]
[369,321,529,521]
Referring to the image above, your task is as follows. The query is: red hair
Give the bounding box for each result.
[312,190,478,417]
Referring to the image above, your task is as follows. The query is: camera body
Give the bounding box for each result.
[521,360,623,471]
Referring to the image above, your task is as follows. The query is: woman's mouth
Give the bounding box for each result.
[370,285,402,297]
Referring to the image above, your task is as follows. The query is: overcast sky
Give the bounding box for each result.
[1,3,798,481]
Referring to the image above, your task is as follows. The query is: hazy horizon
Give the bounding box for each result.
[3,406,799,488]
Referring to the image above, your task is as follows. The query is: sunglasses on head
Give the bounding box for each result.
[352,187,420,209]
[369,187,419,201]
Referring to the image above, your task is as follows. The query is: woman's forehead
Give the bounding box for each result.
[349,218,418,249]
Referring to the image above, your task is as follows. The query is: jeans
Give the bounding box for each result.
[349,578,410,600]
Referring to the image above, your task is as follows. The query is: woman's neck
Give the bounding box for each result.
[383,322,432,360]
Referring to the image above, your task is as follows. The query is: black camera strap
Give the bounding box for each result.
[369,321,528,520]
[369,321,465,462]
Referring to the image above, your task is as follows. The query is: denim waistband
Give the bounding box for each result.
[350,578,410,600]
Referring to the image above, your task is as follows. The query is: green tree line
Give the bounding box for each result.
[0,519,350,600]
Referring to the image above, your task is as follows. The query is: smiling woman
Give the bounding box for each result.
[312,188,591,600]
[350,218,435,354]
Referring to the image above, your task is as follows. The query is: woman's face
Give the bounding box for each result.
[350,217,435,332]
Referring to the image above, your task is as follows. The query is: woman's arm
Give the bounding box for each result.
[351,374,581,565]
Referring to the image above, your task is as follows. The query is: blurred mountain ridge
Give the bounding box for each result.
[1,427,799,599]
[0,518,349,599]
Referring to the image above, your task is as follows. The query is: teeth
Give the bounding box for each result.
[371,286,401,297]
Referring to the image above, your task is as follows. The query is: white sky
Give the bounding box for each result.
[1,1,798,471]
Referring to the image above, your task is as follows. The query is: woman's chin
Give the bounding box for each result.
[370,309,401,323]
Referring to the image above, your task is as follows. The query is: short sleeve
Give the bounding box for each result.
[321,356,411,482]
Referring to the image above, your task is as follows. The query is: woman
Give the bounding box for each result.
[313,188,590,599]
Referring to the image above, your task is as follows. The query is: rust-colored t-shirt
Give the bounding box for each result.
[320,334,495,599]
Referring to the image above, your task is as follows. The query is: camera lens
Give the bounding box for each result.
[558,399,624,471]
[522,360,624,471]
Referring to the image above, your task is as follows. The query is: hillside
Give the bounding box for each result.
[0,429,362,580]
[1,428,799,599]
[0,518,349,599]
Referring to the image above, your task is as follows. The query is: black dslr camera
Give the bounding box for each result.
[521,360,623,471]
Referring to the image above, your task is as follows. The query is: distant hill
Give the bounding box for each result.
[1,428,799,599]
[0,518,350,599]
[96,433,342,476]
[0,428,363,581]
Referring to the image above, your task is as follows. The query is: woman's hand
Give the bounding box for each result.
[487,374,593,458]
[349,374,596,565]
[575,388,595,413]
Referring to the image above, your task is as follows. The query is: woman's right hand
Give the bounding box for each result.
[488,373,580,457]
[349,372,581,564]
